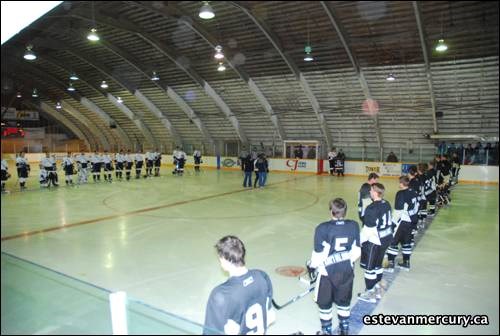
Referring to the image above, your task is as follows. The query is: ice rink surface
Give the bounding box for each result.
[1,168,498,334]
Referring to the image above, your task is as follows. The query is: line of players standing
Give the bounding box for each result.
[308,155,458,335]
[1,147,204,192]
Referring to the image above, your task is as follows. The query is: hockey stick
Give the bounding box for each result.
[271,285,315,310]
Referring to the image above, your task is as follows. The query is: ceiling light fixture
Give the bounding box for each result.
[67,83,76,92]
[199,1,215,20]
[214,45,224,59]
[100,80,108,89]
[87,28,100,41]
[56,102,62,109]
[151,71,160,81]
[32,88,38,98]
[435,39,448,52]
[69,73,79,80]
[16,92,22,98]
[23,44,37,61]
[304,46,314,62]
[117,96,123,103]
[217,62,226,72]
[386,73,396,81]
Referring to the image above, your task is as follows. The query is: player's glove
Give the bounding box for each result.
[306,260,318,283]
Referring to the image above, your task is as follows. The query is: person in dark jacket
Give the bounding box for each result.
[242,155,254,188]
[255,154,269,187]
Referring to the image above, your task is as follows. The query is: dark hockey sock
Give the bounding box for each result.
[387,253,396,262]
[136,169,140,177]
[20,182,25,188]
[104,174,108,180]
[403,254,410,262]
[364,270,377,290]
[97,175,101,181]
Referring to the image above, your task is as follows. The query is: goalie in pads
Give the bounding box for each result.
[307,198,361,335]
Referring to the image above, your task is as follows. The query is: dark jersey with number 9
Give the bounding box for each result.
[204,269,273,335]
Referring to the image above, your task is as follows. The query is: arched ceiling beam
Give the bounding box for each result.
[60,101,111,150]
[8,59,111,150]
[39,102,94,152]
[35,53,133,148]
[321,1,383,159]
[22,99,92,152]
[5,66,101,150]
[33,31,158,149]
[61,10,245,144]
[130,1,285,141]
[413,1,439,134]
[229,2,332,148]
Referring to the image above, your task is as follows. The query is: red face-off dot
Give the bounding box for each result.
[275,266,306,277]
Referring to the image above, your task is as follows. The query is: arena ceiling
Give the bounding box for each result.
[1,1,498,155]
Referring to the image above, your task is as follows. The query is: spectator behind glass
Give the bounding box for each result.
[386,151,398,162]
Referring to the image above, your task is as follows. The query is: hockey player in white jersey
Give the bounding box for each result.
[193,149,202,173]
[76,152,90,184]
[1,155,11,193]
[125,149,134,181]
[173,148,186,176]
[15,151,30,190]
[145,150,155,177]
[62,152,75,185]
[154,149,162,176]
[90,151,102,183]
[40,153,58,187]
[134,150,144,179]
[102,150,113,182]
[115,150,125,180]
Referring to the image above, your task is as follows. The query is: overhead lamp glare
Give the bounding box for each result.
[69,73,79,81]
[56,102,62,109]
[117,96,123,103]
[214,45,224,59]
[435,39,448,52]
[151,71,160,81]
[100,80,109,89]
[16,92,22,98]
[32,88,38,98]
[217,62,226,72]
[24,45,37,61]
[67,83,76,92]
[386,73,396,81]
[304,45,313,62]
[87,28,100,41]
[199,2,215,19]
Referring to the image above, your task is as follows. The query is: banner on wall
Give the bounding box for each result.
[3,109,40,121]
[401,163,414,174]
[365,164,380,174]
[380,163,402,177]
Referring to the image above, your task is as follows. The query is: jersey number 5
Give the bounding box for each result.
[334,237,349,252]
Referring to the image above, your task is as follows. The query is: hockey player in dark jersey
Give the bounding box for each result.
[407,166,421,245]
[425,161,438,216]
[204,236,275,335]
[416,163,428,228]
[357,173,379,222]
[358,183,392,303]
[385,176,419,273]
[307,198,361,335]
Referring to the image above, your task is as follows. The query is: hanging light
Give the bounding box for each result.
[151,71,160,81]
[217,62,226,72]
[435,39,448,52]
[386,73,396,81]
[23,45,37,61]
[69,73,79,81]
[32,88,38,98]
[87,28,100,41]
[16,92,22,98]
[56,102,62,109]
[117,96,123,103]
[100,80,108,89]
[214,45,224,60]
[199,1,215,20]
[67,82,76,92]
[304,45,314,62]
